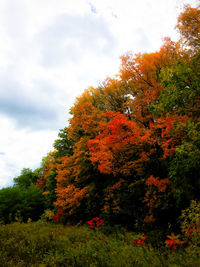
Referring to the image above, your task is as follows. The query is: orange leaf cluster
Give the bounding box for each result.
[55,185,88,215]
[146,176,170,193]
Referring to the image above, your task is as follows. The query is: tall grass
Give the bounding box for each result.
[0,221,200,266]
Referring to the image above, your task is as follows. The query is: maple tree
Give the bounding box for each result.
[31,4,200,232]
[119,37,182,127]
[35,151,58,209]
[176,4,200,55]
[54,88,112,220]
[151,32,200,216]
[35,128,75,210]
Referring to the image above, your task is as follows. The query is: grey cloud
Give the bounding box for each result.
[0,7,117,131]
[0,72,65,130]
[38,13,117,67]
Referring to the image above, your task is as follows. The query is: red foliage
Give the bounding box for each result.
[133,235,147,246]
[165,233,186,250]
[88,112,152,176]
[36,178,44,188]
[87,217,104,228]
[52,209,64,223]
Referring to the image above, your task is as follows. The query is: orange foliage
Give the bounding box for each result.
[155,115,188,159]
[88,112,153,176]
[55,137,92,214]
[49,6,198,224]
[55,184,88,215]
[55,88,107,214]
[144,175,170,223]
[120,38,182,126]
[68,87,106,142]
[88,111,188,177]
[103,179,125,214]
[176,4,200,54]
[146,175,170,193]
[143,214,155,224]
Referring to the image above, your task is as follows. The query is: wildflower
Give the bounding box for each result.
[88,220,95,228]
[132,235,147,246]
[87,217,104,228]
[52,215,59,222]
[166,239,175,248]
[187,228,194,233]
[165,233,184,250]
[52,209,64,223]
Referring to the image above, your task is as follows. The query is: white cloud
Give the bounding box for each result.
[37,13,117,67]
[0,114,58,188]
[0,0,197,188]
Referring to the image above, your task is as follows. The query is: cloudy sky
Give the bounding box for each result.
[0,0,198,188]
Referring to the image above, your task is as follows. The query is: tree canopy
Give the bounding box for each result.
[2,5,199,232]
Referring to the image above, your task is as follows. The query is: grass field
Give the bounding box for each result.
[0,221,200,267]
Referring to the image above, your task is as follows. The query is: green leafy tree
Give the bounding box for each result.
[0,185,45,223]
[169,121,200,207]
[151,52,200,118]
[54,127,74,158]
[14,168,41,188]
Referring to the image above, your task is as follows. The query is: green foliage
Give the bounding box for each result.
[151,52,200,117]
[1,222,200,266]
[13,168,41,188]
[179,200,200,234]
[169,121,200,206]
[178,200,200,259]
[53,127,74,158]
[0,185,46,223]
[43,209,55,221]
[149,50,200,225]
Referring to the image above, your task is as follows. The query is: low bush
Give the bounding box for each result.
[1,221,200,266]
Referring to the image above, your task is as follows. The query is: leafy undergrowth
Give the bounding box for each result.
[0,222,200,267]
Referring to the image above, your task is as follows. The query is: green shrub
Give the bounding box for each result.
[1,221,200,266]
[0,185,46,223]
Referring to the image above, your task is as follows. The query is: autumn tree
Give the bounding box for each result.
[34,4,200,231]
[54,81,135,223]
[176,4,200,55]
[119,37,182,127]
[55,88,109,221]
[36,128,75,210]
[151,56,200,215]
[149,4,200,224]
